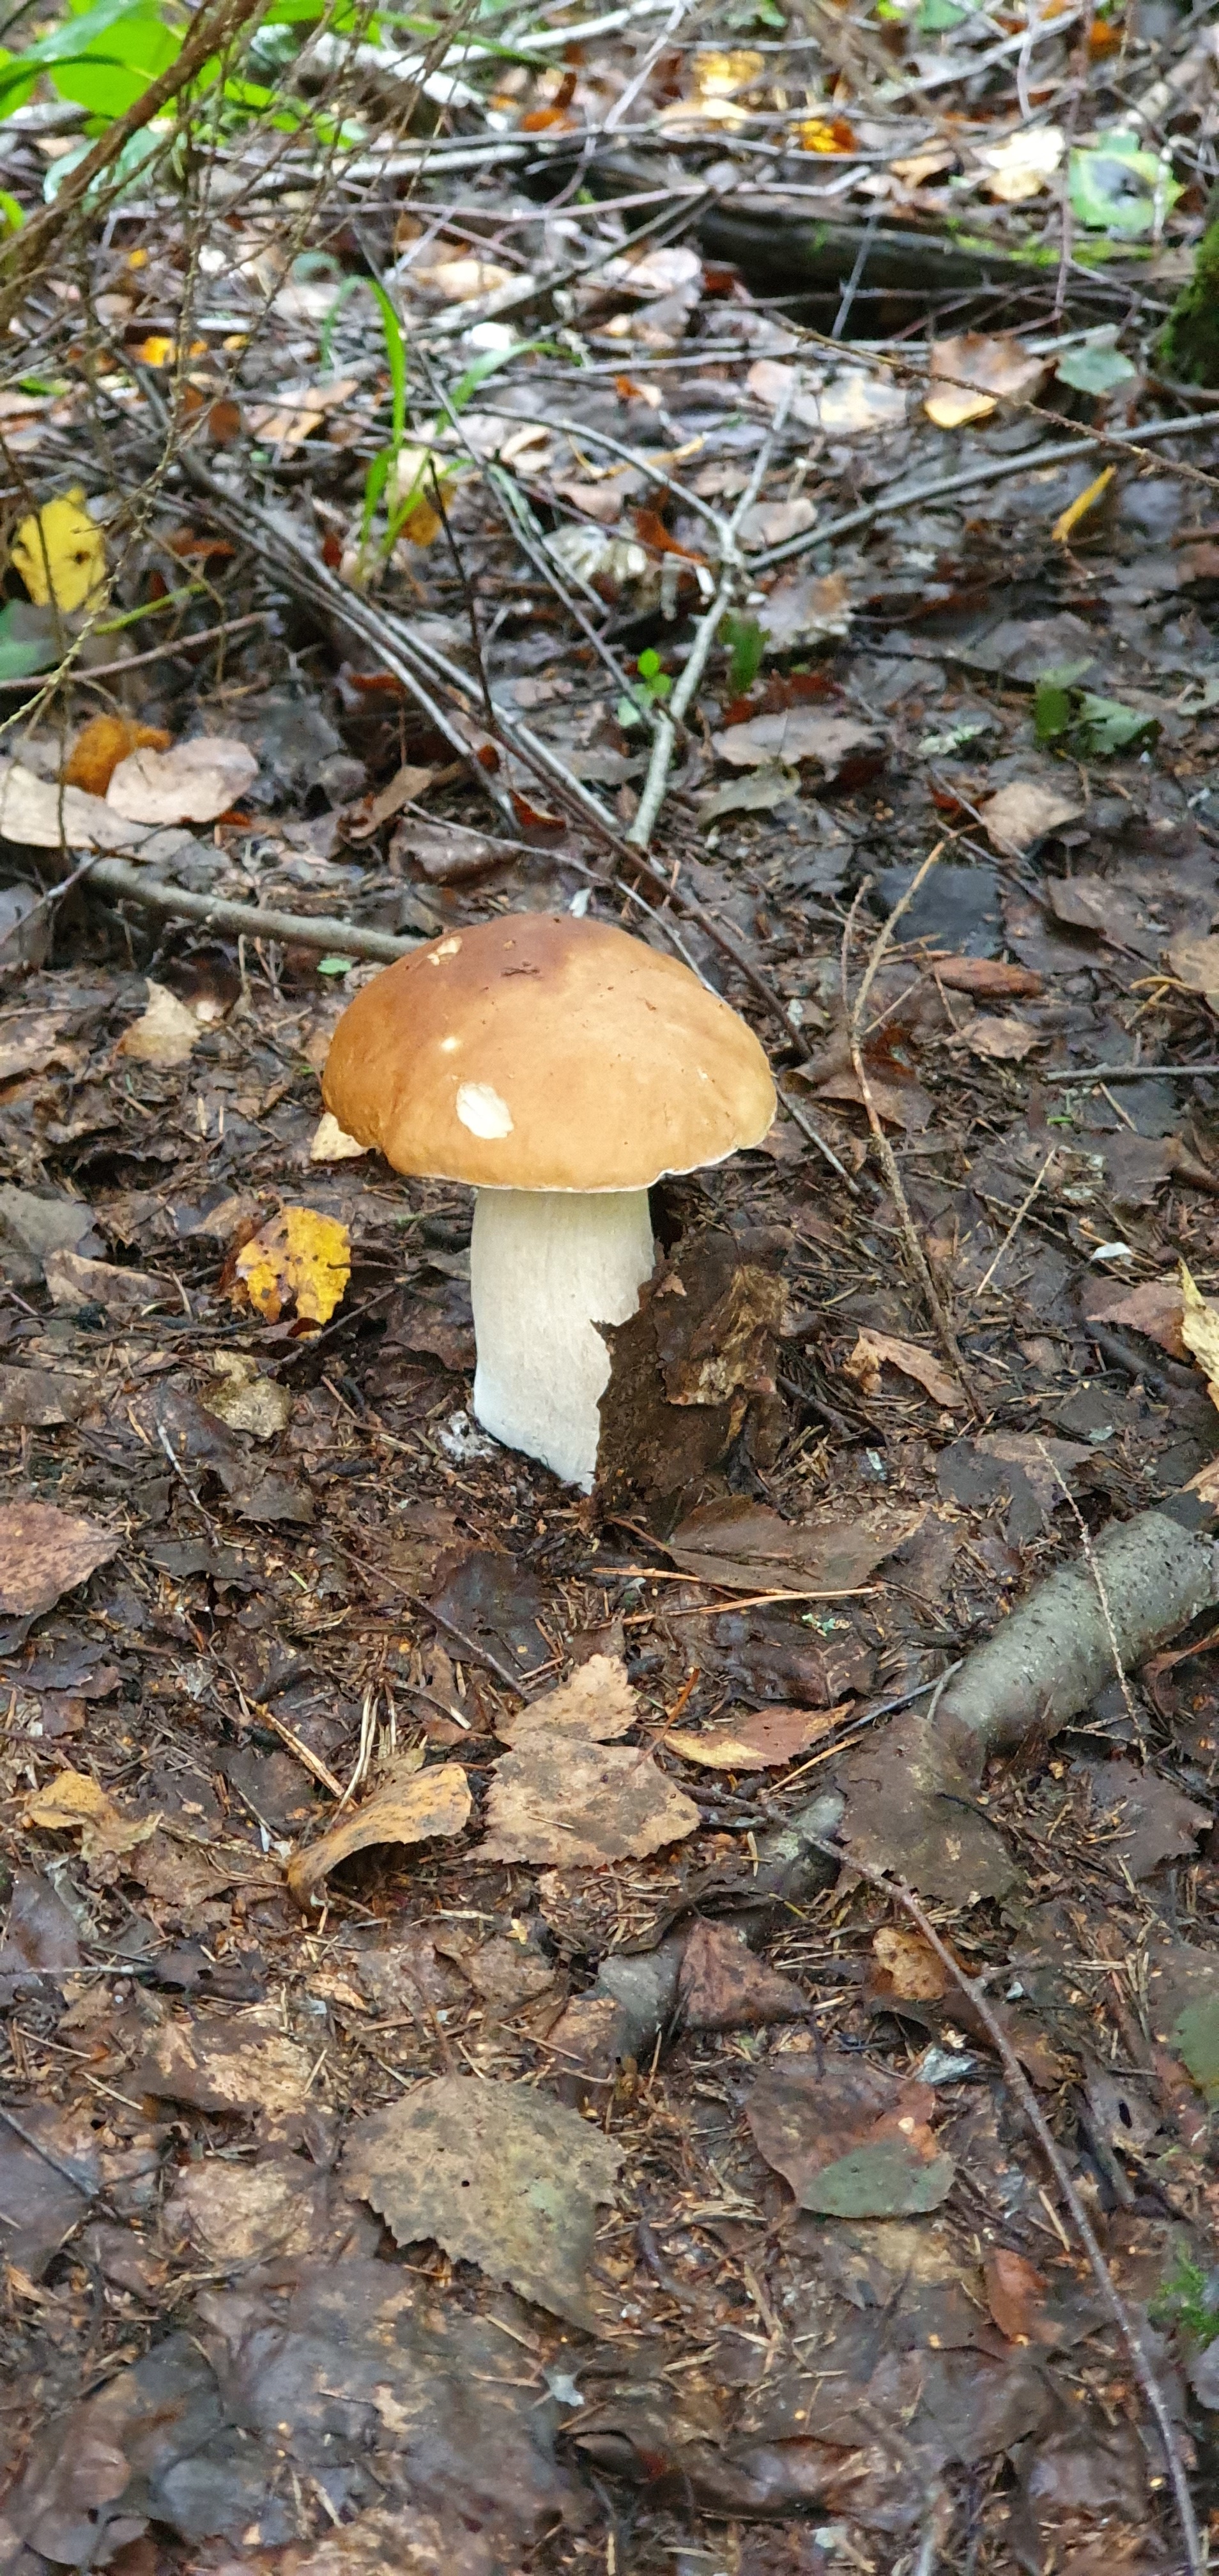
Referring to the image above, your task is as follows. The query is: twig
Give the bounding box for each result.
[805,1833,1202,2576]
[0,848,102,957]
[841,868,973,1400]
[974,1146,1059,1296]
[85,857,417,962]
[627,369,802,850]
[0,610,271,696]
[260,1706,345,1800]
[776,1082,861,1197]
[396,1587,530,1699]
[751,411,1219,575]
[1042,1061,1219,1084]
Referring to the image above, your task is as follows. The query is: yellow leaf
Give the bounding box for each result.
[691,46,763,93]
[399,497,441,548]
[230,1205,351,1327]
[10,489,106,611]
[24,1770,115,1830]
[925,334,1047,430]
[1052,464,1116,546]
[288,1762,471,1907]
[1179,1262,1219,1411]
[134,334,174,365]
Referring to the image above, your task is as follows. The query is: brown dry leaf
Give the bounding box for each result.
[977,779,1084,852]
[844,1329,964,1411]
[246,375,359,448]
[712,709,877,775]
[959,1013,1041,1062]
[925,334,1047,428]
[665,1495,901,1594]
[677,1920,808,2030]
[288,1762,471,1908]
[202,1354,291,1440]
[668,1704,848,1769]
[935,958,1045,999]
[22,1770,158,1866]
[0,1500,118,1615]
[0,1011,77,1083]
[812,1062,934,1131]
[838,1712,1017,1904]
[496,1653,638,1747]
[43,1249,169,1313]
[1179,1262,1219,1406]
[746,2058,954,2218]
[343,2076,622,2326]
[229,1206,351,1327]
[1088,1276,1186,1360]
[106,735,258,824]
[63,714,170,797]
[871,1925,948,2002]
[162,2158,338,2267]
[115,981,200,1067]
[135,2011,314,2116]
[757,570,852,648]
[1168,931,1219,1009]
[985,2249,1052,2343]
[481,1739,698,1866]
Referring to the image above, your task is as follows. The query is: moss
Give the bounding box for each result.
[1157,209,1219,386]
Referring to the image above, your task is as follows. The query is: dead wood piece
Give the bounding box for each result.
[935,1501,1219,1771]
[543,1787,843,2103]
[86,859,417,963]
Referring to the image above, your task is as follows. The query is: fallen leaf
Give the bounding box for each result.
[934,958,1045,999]
[977,779,1084,852]
[985,2250,1052,2342]
[1179,1261,1219,1404]
[115,981,200,1066]
[43,1248,169,1312]
[0,1011,77,1083]
[1077,1756,1209,1880]
[0,1501,119,1615]
[0,1367,86,1428]
[745,358,824,432]
[496,1653,638,1746]
[229,1205,351,1327]
[668,1704,848,1768]
[713,709,877,776]
[844,1329,964,1410]
[960,1013,1042,1062]
[246,375,360,448]
[821,371,907,432]
[22,1770,158,1866]
[288,1762,471,1907]
[1168,931,1219,1009]
[838,1712,1017,1903]
[925,334,1047,428]
[677,1920,808,2029]
[871,1925,948,2002]
[481,1739,699,1866]
[411,257,517,301]
[977,125,1063,201]
[746,2057,954,2217]
[163,2158,339,2267]
[0,758,150,852]
[343,2076,622,2325]
[666,1495,905,1595]
[756,571,852,648]
[1087,1276,1186,1360]
[309,1111,369,1163]
[201,1354,291,1440]
[63,714,170,797]
[135,2011,314,2116]
[11,489,106,611]
[698,763,801,822]
[106,735,258,824]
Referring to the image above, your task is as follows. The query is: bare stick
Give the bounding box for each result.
[85,857,417,962]
[974,1146,1059,1297]
[804,1832,1204,2576]
[627,370,801,851]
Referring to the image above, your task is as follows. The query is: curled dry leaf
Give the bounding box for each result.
[106,735,259,825]
[343,2076,622,2327]
[288,1762,471,1908]
[925,334,1048,429]
[495,1652,638,1747]
[668,1703,848,1769]
[844,1328,965,1411]
[116,982,201,1068]
[480,1739,699,1866]
[0,1500,119,1616]
[228,1206,351,1328]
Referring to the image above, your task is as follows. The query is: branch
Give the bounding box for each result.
[86,857,417,962]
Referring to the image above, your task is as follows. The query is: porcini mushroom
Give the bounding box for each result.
[322,912,775,1490]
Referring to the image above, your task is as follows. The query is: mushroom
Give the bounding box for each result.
[322,912,775,1490]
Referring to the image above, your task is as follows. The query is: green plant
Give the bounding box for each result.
[1034,660,1158,756]
[1151,2251,1219,2345]
[719,611,765,696]
[617,648,671,730]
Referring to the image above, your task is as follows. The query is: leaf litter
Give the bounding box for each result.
[0,0,1218,2565]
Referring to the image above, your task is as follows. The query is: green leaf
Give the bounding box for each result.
[799,2139,956,2219]
[1068,131,1181,237]
[917,0,967,27]
[637,649,661,680]
[0,602,57,683]
[720,612,765,696]
[1174,1995,1219,2103]
[1073,692,1159,754]
[317,955,353,976]
[1034,679,1073,744]
[1055,331,1137,395]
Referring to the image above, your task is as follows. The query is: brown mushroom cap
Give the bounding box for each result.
[322,912,776,1191]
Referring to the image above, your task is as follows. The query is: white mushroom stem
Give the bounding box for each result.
[470,1188,656,1490]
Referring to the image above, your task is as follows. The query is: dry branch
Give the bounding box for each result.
[87,857,417,962]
